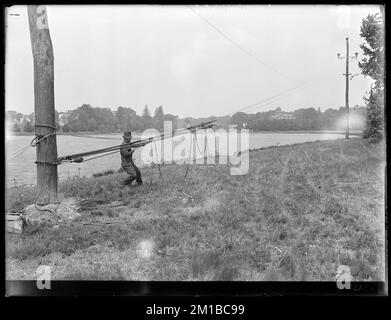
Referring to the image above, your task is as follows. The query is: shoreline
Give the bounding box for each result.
[7,132,127,136]
[7,130,363,137]
[249,130,362,135]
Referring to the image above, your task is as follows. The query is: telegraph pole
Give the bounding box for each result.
[337,37,358,139]
[27,5,58,203]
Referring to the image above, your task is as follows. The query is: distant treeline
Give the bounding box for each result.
[60,104,179,133]
[231,106,365,131]
[6,105,178,133]
[6,105,365,133]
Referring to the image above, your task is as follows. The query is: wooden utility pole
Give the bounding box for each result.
[337,37,358,140]
[27,5,58,203]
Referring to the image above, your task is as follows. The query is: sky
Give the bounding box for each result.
[5,5,382,118]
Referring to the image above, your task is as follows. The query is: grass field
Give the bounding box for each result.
[5,138,386,281]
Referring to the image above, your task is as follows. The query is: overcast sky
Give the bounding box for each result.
[5,5,381,118]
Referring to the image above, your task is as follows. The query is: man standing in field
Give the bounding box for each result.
[120,131,143,186]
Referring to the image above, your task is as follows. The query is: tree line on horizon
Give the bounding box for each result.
[231,106,365,131]
[6,104,366,134]
[60,104,179,133]
[6,105,179,134]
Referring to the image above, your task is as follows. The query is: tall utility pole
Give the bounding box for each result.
[337,37,358,139]
[27,5,58,203]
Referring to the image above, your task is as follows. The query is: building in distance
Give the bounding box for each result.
[269,107,296,120]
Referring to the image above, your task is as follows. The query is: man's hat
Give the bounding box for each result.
[123,131,132,138]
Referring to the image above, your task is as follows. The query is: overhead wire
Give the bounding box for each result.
[58,133,122,141]
[9,144,32,160]
[187,5,320,118]
[8,132,58,161]
[187,5,289,80]
[80,150,119,163]
[226,81,312,116]
[153,140,164,182]
[184,134,193,179]
[57,121,215,164]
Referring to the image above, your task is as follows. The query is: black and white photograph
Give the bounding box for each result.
[4,4,386,295]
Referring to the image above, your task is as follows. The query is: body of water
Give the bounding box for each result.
[6,131,349,186]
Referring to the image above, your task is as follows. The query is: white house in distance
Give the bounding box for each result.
[21,114,34,124]
[269,107,295,120]
[58,111,71,127]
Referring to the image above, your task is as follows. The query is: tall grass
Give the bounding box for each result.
[5,138,385,281]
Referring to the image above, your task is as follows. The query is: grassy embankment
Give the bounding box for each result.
[5,138,385,281]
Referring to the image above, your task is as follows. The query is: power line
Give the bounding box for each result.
[188,7,322,118]
[188,6,288,80]
[228,81,309,115]
[243,83,314,114]
[226,80,313,116]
